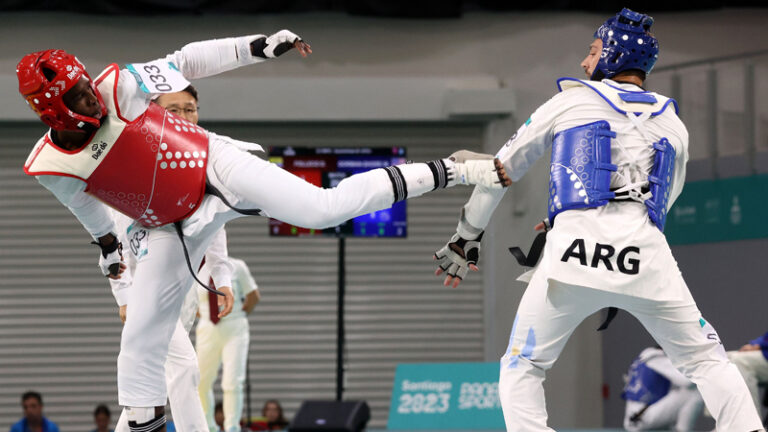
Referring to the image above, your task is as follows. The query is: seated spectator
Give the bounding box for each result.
[262,400,289,431]
[10,391,59,432]
[91,404,113,432]
[622,347,704,431]
[728,330,768,415]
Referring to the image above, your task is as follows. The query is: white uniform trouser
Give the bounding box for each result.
[116,320,208,431]
[118,136,444,407]
[728,350,768,415]
[623,389,704,431]
[196,317,249,432]
[498,271,764,432]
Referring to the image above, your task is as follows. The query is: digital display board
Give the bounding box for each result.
[268,146,407,237]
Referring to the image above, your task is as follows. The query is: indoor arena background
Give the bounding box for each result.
[0,2,767,430]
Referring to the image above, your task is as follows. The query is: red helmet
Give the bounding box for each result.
[16,49,106,131]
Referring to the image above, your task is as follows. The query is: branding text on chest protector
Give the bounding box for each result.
[560,239,640,275]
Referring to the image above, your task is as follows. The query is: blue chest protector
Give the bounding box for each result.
[621,357,671,405]
[646,138,676,230]
[548,121,617,223]
[549,78,679,230]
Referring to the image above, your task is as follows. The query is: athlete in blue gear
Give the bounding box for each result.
[622,347,704,431]
[433,8,764,431]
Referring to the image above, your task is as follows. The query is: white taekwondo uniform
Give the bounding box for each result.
[26,34,492,409]
[456,77,763,431]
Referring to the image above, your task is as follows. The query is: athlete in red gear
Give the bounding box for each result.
[17,32,508,432]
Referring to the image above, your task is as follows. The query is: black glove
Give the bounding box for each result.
[91,237,123,277]
[434,232,484,282]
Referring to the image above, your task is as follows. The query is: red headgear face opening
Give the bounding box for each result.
[16,49,106,131]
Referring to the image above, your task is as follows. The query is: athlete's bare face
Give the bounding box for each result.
[581,39,602,78]
[62,77,102,120]
[155,91,199,124]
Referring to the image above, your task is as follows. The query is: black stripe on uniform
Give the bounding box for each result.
[384,166,407,202]
[128,416,166,432]
[426,159,449,190]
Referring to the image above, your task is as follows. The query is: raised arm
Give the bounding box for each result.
[116,31,311,118]
[164,30,310,81]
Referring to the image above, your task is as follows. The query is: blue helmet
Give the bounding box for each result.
[592,8,659,80]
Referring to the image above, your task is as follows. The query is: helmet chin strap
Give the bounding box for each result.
[48,118,100,151]
[79,121,99,135]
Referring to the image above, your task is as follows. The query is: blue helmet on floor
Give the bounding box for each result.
[592,8,659,80]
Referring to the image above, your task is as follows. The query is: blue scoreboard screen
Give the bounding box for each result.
[268,146,407,238]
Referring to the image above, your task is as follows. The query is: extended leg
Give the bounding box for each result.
[206,137,508,231]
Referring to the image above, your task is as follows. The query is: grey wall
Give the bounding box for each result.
[1,8,767,429]
[2,9,768,121]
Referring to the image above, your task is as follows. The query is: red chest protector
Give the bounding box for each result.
[24,64,209,228]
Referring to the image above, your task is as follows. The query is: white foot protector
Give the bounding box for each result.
[126,407,156,423]
[450,159,506,189]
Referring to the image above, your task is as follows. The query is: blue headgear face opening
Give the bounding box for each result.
[592,8,659,80]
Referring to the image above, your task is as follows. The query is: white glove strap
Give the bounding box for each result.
[237,35,267,66]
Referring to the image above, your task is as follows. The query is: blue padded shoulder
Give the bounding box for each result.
[548,120,618,224]
[618,92,657,104]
